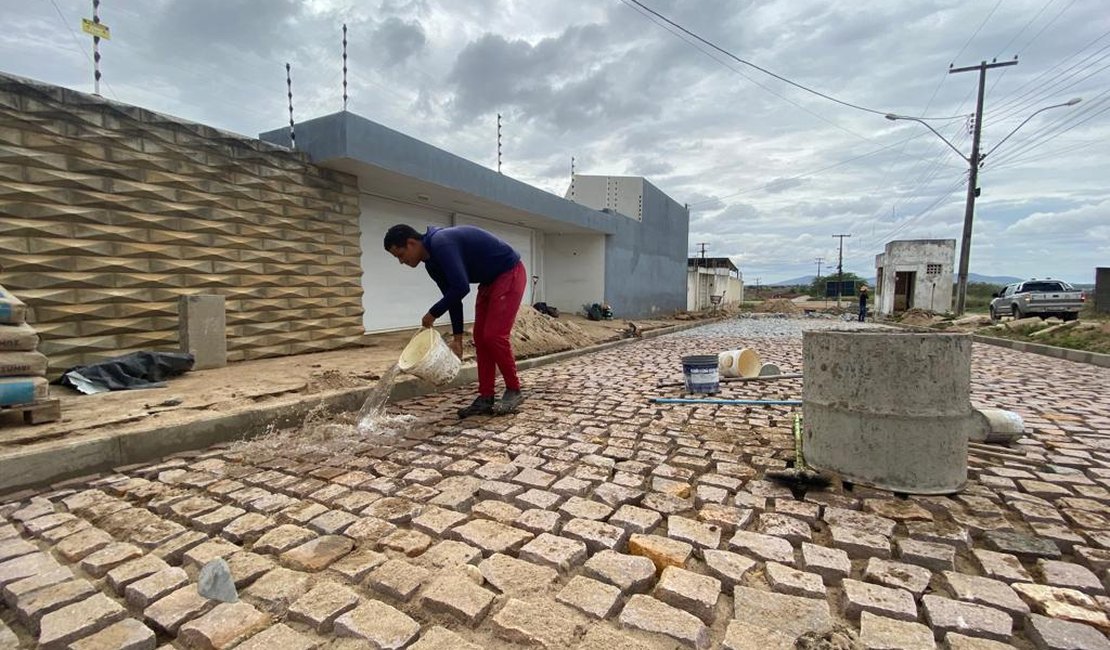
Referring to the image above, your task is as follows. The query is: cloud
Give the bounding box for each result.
[373,17,426,66]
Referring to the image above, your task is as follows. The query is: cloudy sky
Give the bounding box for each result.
[5,0,1107,283]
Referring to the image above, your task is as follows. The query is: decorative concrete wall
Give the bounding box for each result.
[0,73,364,370]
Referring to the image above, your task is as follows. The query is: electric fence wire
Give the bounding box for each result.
[48,0,118,99]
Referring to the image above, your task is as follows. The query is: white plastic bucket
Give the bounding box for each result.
[758,362,781,377]
[718,351,740,378]
[398,328,460,386]
[735,348,762,378]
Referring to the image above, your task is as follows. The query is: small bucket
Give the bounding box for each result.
[758,362,781,376]
[718,350,740,378]
[398,328,460,386]
[682,354,720,394]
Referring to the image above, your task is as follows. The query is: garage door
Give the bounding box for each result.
[359,197,536,333]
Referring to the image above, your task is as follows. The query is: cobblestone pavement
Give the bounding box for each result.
[2,317,1110,649]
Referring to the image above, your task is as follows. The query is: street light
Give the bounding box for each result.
[884,97,1080,314]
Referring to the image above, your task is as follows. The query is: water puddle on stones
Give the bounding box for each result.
[232,363,419,462]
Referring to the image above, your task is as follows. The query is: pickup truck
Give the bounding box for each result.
[989,279,1085,321]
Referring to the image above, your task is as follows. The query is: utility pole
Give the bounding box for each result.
[832,234,851,307]
[814,257,824,280]
[696,242,708,310]
[949,59,1018,315]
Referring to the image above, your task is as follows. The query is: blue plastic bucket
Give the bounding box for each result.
[682,354,720,394]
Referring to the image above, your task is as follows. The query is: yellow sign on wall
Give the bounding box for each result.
[81,19,111,40]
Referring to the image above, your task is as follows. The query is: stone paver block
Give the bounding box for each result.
[515,509,561,535]
[421,571,496,626]
[450,519,533,556]
[863,557,933,595]
[1025,613,1110,650]
[1012,583,1110,630]
[106,554,171,594]
[478,552,558,595]
[78,542,143,578]
[559,496,612,520]
[69,619,157,650]
[830,524,891,559]
[410,506,467,536]
[556,575,621,619]
[758,512,812,544]
[1037,559,1104,595]
[654,565,721,623]
[472,499,523,523]
[281,535,353,571]
[0,537,36,563]
[697,504,753,532]
[287,581,359,633]
[343,517,397,544]
[54,528,113,562]
[973,548,1033,582]
[183,539,241,570]
[722,620,796,650]
[983,530,1061,560]
[233,623,319,650]
[801,542,851,584]
[609,505,662,534]
[583,549,656,594]
[594,482,643,508]
[2,566,73,607]
[244,567,312,615]
[733,585,832,638]
[562,517,628,552]
[922,594,1012,642]
[420,540,481,570]
[516,488,563,510]
[253,524,316,555]
[224,551,276,588]
[841,578,917,622]
[824,506,896,536]
[896,537,956,572]
[629,533,693,573]
[362,497,422,524]
[858,611,936,650]
[765,561,827,598]
[223,513,274,544]
[491,597,587,649]
[368,559,431,601]
[35,593,125,648]
[14,578,96,632]
[409,626,484,650]
[327,548,387,582]
[126,567,189,609]
[334,600,420,649]
[519,533,588,573]
[178,601,270,650]
[703,549,757,588]
[942,571,1030,622]
[619,594,709,649]
[143,585,216,635]
[728,530,794,564]
[380,528,432,557]
[668,515,722,550]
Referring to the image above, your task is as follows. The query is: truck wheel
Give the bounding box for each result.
[1062,312,1078,322]
[989,306,999,321]
[1012,304,1023,319]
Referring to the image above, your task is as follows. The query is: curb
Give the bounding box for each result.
[0,317,720,493]
[883,321,1109,368]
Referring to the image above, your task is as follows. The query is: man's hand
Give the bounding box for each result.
[421,312,436,329]
[448,335,464,359]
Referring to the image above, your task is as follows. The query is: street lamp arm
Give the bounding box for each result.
[981,98,1081,161]
[885,114,969,162]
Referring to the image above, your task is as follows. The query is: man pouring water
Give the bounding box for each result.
[384,224,526,418]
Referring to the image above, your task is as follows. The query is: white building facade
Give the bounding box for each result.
[874,239,956,315]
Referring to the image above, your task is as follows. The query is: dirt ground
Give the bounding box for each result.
[0,308,711,450]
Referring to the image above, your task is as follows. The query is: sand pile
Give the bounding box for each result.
[899,308,941,327]
[754,299,802,314]
[511,306,596,357]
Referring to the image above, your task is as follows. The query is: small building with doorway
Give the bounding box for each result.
[874,239,956,315]
[686,257,744,310]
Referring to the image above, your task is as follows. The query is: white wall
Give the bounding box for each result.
[453,213,536,305]
[543,234,605,313]
[874,240,955,314]
[687,267,741,310]
[567,175,644,221]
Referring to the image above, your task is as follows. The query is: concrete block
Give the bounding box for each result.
[179,294,227,369]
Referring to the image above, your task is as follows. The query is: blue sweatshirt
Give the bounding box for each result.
[423,226,521,334]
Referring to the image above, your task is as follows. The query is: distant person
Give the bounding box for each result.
[858,285,869,322]
[383,224,526,417]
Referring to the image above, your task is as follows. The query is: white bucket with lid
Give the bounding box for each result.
[398,328,460,386]
[719,348,762,378]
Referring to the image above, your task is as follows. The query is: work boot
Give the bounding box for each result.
[493,389,525,415]
[457,395,495,419]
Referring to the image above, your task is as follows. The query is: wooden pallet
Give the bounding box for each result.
[0,398,61,425]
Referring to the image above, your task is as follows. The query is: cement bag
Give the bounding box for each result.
[0,322,38,351]
[0,376,49,406]
[0,284,28,325]
[0,351,49,377]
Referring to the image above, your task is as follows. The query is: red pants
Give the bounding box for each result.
[474,261,526,396]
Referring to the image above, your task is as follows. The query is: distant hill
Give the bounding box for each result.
[765,272,1023,287]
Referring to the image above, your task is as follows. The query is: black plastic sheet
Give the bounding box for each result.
[56,351,195,394]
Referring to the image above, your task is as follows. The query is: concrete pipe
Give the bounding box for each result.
[802,330,973,494]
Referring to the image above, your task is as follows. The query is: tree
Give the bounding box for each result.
[809,272,866,298]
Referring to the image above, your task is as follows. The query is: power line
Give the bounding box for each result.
[989,49,1110,124]
[984,91,1110,168]
[621,0,969,121]
[994,0,1055,60]
[987,31,1110,118]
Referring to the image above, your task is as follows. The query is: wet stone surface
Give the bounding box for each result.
[2,318,1108,648]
